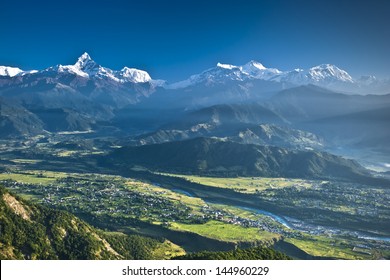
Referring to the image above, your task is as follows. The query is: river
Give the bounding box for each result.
[236,206,292,229]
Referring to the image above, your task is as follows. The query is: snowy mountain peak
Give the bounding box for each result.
[74,52,98,71]
[309,64,342,74]
[118,67,152,83]
[216,63,238,70]
[76,52,92,64]
[240,60,281,79]
[308,64,353,83]
[0,66,24,77]
[216,61,267,72]
[3,53,159,84]
[63,53,153,83]
[242,60,266,71]
[168,60,358,90]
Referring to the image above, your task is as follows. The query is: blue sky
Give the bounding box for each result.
[1,0,389,81]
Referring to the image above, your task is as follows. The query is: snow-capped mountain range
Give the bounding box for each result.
[168,61,355,90]
[70,52,154,83]
[0,52,160,85]
[169,60,388,94]
[34,52,154,84]
[0,52,388,94]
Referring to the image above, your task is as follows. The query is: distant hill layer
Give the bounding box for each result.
[132,123,323,150]
[268,85,390,122]
[110,137,370,181]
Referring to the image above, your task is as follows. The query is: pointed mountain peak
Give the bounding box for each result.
[80,52,91,59]
[78,52,92,62]
[74,52,97,69]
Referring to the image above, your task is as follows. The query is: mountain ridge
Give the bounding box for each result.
[108,137,372,182]
[167,61,355,91]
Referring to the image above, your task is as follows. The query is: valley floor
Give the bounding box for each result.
[0,138,389,260]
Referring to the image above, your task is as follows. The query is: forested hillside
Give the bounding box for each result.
[0,185,181,260]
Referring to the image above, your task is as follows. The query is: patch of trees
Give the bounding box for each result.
[103,234,159,260]
[173,246,291,260]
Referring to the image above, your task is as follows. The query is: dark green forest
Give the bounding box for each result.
[173,246,291,260]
